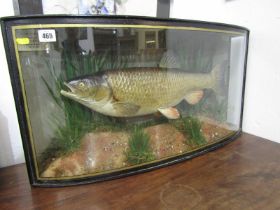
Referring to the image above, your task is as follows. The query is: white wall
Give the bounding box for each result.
[171,0,280,143]
[42,0,157,16]
[0,1,25,167]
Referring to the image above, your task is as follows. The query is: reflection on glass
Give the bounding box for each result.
[14,24,247,179]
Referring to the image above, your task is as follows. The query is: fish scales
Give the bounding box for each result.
[61,66,219,119]
[105,68,212,108]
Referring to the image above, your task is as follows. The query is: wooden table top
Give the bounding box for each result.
[0,133,279,210]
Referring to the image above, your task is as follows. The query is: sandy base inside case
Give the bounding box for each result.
[41,117,235,178]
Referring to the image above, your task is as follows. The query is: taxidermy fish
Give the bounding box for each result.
[61,55,222,119]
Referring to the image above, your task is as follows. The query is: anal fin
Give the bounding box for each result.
[185,90,204,105]
[158,107,180,119]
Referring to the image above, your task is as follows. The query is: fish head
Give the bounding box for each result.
[60,75,112,108]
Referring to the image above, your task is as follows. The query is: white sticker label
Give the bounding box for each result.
[38,29,56,42]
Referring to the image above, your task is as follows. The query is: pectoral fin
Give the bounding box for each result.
[185,90,204,105]
[95,86,111,101]
[158,107,180,119]
[112,102,140,116]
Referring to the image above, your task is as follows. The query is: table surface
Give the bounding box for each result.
[0,133,279,210]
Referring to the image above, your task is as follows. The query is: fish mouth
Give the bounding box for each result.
[60,82,77,98]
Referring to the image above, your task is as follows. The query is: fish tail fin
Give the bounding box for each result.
[210,62,225,95]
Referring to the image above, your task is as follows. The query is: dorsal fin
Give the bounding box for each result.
[159,51,181,69]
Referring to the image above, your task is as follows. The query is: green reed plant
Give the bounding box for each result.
[183,117,207,146]
[42,51,110,154]
[172,116,206,147]
[126,126,155,165]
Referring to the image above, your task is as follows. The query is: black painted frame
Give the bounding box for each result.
[1,15,249,187]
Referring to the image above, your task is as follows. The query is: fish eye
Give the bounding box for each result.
[79,82,85,88]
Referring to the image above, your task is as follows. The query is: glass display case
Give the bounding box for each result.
[1,15,249,186]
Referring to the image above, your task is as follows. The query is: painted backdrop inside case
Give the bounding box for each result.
[1,16,248,186]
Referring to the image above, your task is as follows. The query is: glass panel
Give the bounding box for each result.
[13,24,247,179]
